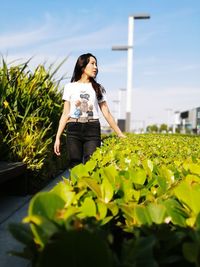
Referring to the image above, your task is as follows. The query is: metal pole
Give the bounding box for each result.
[126,16,134,132]
[112,14,150,132]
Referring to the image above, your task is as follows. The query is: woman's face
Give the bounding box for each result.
[83,56,98,78]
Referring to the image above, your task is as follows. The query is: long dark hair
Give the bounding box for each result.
[71,53,105,101]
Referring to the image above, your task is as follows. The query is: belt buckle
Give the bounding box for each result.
[79,117,88,123]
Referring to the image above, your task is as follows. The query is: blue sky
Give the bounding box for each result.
[1,0,200,129]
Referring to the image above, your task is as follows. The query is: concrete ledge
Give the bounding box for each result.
[0,161,26,184]
[0,161,27,195]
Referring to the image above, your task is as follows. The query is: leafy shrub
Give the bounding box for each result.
[0,58,68,191]
[9,134,200,266]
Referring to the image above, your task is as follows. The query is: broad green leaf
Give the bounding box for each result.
[106,202,119,216]
[174,181,200,214]
[159,166,175,184]
[96,201,107,220]
[125,188,137,203]
[64,191,76,207]
[80,198,96,217]
[70,164,89,182]
[119,203,135,224]
[134,205,152,226]
[188,163,200,176]
[100,153,114,166]
[83,178,102,199]
[73,189,87,204]
[183,161,191,172]
[186,217,196,227]
[122,179,137,202]
[157,175,168,192]
[185,174,200,184]
[84,159,97,172]
[51,181,75,206]
[144,189,156,202]
[142,159,153,178]
[131,169,146,185]
[103,165,118,185]
[101,177,114,203]
[132,188,140,202]
[28,192,65,221]
[163,199,187,226]
[147,159,154,172]
[147,203,166,224]
[91,168,102,183]
[61,207,79,221]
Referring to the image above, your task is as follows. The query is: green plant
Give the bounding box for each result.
[0,57,68,190]
[9,134,200,266]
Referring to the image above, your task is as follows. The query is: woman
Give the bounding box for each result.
[54,53,125,168]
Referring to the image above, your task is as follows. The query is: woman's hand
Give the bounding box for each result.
[118,133,126,138]
[54,138,61,156]
[99,102,127,139]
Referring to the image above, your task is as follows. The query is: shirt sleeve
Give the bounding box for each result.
[98,85,107,103]
[62,83,71,101]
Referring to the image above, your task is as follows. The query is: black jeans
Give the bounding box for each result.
[66,121,101,168]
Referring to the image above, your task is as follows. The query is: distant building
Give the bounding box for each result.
[174,107,200,134]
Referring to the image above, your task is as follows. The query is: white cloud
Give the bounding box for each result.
[0,27,48,49]
[0,12,125,54]
[0,14,54,50]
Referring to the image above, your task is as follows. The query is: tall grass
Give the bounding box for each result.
[0,57,68,191]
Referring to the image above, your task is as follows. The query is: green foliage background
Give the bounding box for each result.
[0,58,68,191]
[9,134,200,266]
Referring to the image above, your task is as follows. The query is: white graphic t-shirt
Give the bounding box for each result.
[62,82,106,119]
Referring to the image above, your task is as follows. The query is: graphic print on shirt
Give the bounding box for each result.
[72,92,93,119]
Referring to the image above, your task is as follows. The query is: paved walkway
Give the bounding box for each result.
[0,170,69,267]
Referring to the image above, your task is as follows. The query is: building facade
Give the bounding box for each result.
[175,107,200,134]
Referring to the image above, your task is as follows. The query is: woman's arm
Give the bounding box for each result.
[54,101,70,155]
[99,101,126,138]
